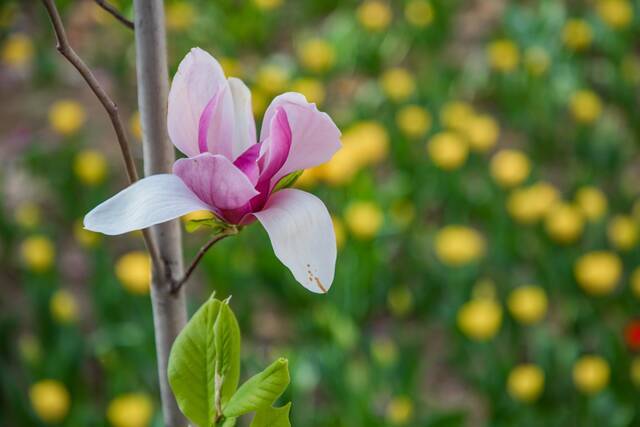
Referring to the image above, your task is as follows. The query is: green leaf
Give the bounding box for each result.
[273,170,303,192]
[223,358,290,418]
[185,215,230,233]
[168,296,222,427]
[221,417,237,427]
[214,301,241,406]
[250,403,292,427]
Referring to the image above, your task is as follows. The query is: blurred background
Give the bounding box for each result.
[2,0,640,426]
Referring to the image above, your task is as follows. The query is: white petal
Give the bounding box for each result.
[253,189,336,293]
[84,174,212,235]
[228,77,256,160]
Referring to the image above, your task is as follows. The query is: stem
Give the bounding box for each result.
[93,0,134,29]
[132,1,187,426]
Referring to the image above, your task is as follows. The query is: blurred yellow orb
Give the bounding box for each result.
[426,132,468,170]
[332,216,346,249]
[2,33,33,68]
[440,101,474,131]
[630,267,640,299]
[166,2,196,30]
[434,225,485,267]
[21,235,55,273]
[396,104,432,138]
[507,286,548,325]
[607,215,638,251]
[357,0,392,32]
[253,0,283,10]
[380,67,416,102]
[507,364,545,402]
[574,186,607,221]
[405,0,434,28]
[49,100,86,136]
[344,201,384,239]
[297,38,335,73]
[487,39,520,73]
[574,251,622,295]
[563,19,593,51]
[385,396,414,425]
[255,64,289,94]
[15,202,41,229]
[597,0,633,29]
[524,46,551,76]
[74,220,101,248]
[107,393,153,427]
[74,149,107,186]
[29,380,70,423]
[465,114,499,152]
[130,111,142,141]
[115,251,151,295]
[545,203,585,244]
[631,357,640,387]
[570,90,602,124]
[290,78,325,106]
[490,149,530,188]
[387,285,414,317]
[573,355,610,394]
[50,290,79,324]
[457,298,502,341]
[507,182,559,224]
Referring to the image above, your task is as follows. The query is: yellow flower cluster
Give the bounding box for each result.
[49,100,86,136]
[507,364,545,402]
[21,235,55,273]
[488,39,520,73]
[380,67,416,102]
[507,182,559,224]
[570,89,602,124]
[434,225,485,267]
[573,355,610,394]
[357,0,392,32]
[107,393,154,427]
[490,149,530,188]
[115,251,151,295]
[344,201,384,240]
[574,251,622,295]
[563,19,593,51]
[297,38,335,73]
[29,380,70,423]
[73,149,107,186]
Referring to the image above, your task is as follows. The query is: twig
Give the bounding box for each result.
[94,0,134,29]
[171,227,238,294]
[40,0,161,270]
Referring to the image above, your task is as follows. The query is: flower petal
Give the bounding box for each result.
[260,92,341,186]
[84,174,211,235]
[168,48,231,157]
[233,143,261,186]
[253,189,336,293]
[173,153,259,210]
[228,77,256,159]
[198,85,235,159]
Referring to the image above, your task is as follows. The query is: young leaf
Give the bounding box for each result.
[250,403,292,427]
[167,297,222,427]
[214,302,241,406]
[222,358,290,418]
[273,170,303,192]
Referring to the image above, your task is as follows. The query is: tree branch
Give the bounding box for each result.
[40,0,161,269]
[94,0,134,29]
[171,227,239,294]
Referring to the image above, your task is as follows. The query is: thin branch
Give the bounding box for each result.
[94,0,134,30]
[171,228,239,294]
[40,0,161,268]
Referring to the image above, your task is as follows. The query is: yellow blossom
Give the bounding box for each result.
[395,104,432,138]
[29,380,70,423]
[507,286,548,325]
[357,0,392,32]
[524,46,550,76]
[2,33,33,68]
[563,19,593,51]
[570,90,602,124]
[253,0,283,11]
[74,149,107,186]
[385,396,414,425]
[574,186,607,221]
[507,364,545,402]
[297,38,335,73]
[434,225,485,267]
[440,101,474,131]
[507,182,559,224]
[405,0,434,28]
[387,285,414,317]
[597,0,633,29]
[107,393,153,427]
[50,289,79,324]
[115,251,151,295]
[166,2,196,31]
[49,100,86,136]
[573,355,610,394]
[574,251,622,295]
[545,203,585,244]
[380,67,416,102]
[426,131,468,170]
[255,64,289,94]
[465,114,499,152]
[15,202,41,229]
[290,78,325,106]
[74,220,101,248]
[457,298,502,341]
[21,235,55,272]
[490,149,530,188]
[488,39,520,73]
[607,215,638,251]
[344,201,384,239]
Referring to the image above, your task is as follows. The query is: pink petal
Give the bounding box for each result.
[173,153,259,210]
[233,143,261,186]
[258,107,291,183]
[260,92,341,188]
[228,77,256,159]
[84,174,211,235]
[198,85,234,159]
[168,48,232,157]
[253,189,336,293]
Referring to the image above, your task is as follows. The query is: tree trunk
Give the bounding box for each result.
[132,1,188,426]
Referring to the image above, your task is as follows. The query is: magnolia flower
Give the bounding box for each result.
[84,48,341,293]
